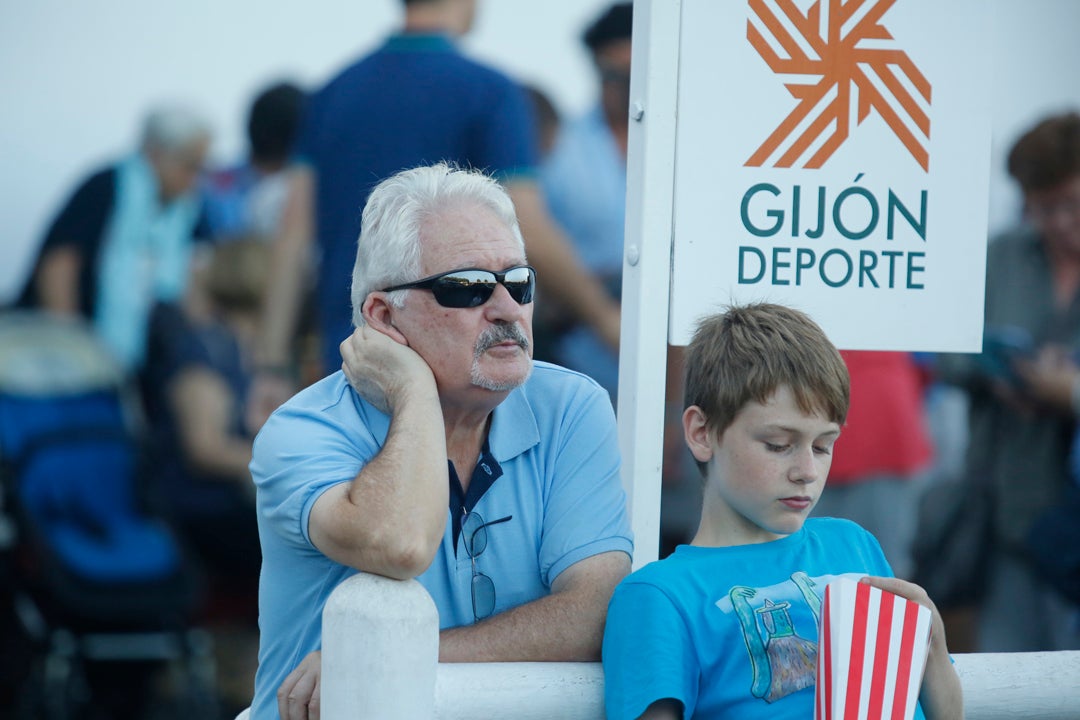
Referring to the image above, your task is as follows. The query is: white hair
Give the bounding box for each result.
[140,104,212,154]
[350,162,525,327]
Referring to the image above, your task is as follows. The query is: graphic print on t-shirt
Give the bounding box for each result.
[717,572,861,704]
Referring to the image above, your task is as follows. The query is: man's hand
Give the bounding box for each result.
[277,650,321,720]
[595,301,621,353]
[1012,343,1079,414]
[339,325,436,414]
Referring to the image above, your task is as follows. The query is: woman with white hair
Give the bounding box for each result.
[19,104,212,373]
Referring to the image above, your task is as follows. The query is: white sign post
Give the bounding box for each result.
[620,0,992,566]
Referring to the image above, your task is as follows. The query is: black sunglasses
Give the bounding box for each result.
[382,265,536,309]
[461,511,512,621]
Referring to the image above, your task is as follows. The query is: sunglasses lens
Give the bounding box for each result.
[431,271,495,308]
[502,267,535,304]
[421,267,534,308]
[462,512,488,558]
[471,571,495,619]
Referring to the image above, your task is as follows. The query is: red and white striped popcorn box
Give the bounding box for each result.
[815,577,932,720]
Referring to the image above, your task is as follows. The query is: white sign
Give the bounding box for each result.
[668,0,992,350]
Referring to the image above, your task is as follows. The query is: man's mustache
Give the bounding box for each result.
[475,323,530,355]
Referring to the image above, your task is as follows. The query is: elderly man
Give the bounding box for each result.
[250,163,633,720]
[19,105,211,372]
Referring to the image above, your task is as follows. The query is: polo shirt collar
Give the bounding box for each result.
[487,383,541,463]
[354,373,540,463]
[384,32,457,53]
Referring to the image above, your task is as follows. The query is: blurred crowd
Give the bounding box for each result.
[1,0,1078,718]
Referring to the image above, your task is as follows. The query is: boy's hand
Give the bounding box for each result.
[858,576,944,642]
[857,576,926,600]
[859,576,964,720]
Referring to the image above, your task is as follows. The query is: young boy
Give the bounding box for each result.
[602,304,962,720]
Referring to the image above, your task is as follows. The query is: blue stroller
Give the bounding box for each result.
[0,311,218,719]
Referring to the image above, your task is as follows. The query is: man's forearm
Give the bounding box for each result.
[258,167,314,369]
[438,551,629,662]
[36,247,81,315]
[507,182,622,352]
[439,590,599,662]
[310,377,449,580]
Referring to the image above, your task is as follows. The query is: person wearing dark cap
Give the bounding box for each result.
[538,2,633,403]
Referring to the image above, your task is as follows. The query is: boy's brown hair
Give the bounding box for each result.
[684,303,850,472]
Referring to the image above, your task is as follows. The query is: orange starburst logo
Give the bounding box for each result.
[745,0,932,171]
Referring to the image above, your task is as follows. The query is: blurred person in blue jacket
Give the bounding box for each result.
[539,1,632,402]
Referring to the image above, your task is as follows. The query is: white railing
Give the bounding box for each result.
[238,573,1080,719]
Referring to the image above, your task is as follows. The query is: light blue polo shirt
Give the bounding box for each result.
[250,361,632,719]
[539,105,627,401]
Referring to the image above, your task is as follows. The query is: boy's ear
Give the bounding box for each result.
[683,405,715,464]
[362,293,408,345]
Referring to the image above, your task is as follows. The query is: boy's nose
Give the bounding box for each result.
[789,447,821,484]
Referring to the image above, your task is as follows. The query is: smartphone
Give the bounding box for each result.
[978,325,1034,382]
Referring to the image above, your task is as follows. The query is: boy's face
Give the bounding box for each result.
[684,384,840,546]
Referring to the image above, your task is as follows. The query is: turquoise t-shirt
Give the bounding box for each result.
[603,518,926,720]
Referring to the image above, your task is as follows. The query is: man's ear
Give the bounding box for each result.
[362,293,408,344]
[683,405,715,464]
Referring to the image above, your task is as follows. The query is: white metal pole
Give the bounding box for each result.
[321,573,439,719]
[619,0,683,569]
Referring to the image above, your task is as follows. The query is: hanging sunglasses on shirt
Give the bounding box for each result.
[382,265,536,309]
